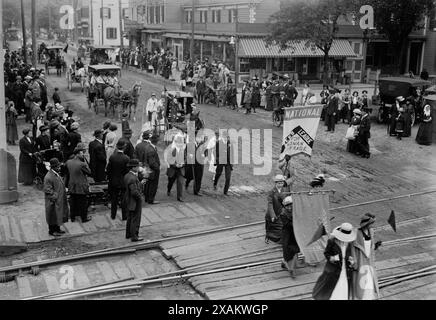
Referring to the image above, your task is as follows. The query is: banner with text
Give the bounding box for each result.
[280,105,323,159]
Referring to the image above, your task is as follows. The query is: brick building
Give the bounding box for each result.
[124,0,436,84]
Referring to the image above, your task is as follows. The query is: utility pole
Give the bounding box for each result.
[20,0,28,63]
[118,0,124,51]
[0,0,19,204]
[101,0,104,45]
[73,0,79,45]
[31,0,37,67]
[235,5,239,87]
[190,0,195,62]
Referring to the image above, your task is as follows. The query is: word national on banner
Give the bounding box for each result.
[280,105,324,159]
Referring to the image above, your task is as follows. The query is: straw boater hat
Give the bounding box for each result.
[360,213,376,228]
[353,109,362,115]
[331,223,357,243]
[282,196,293,206]
[274,174,286,183]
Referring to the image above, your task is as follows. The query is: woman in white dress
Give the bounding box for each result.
[312,223,357,300]
[352,213,381,300]
[301,82,312,106]
[105,124,118,160]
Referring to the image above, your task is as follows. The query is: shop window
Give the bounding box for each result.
[284,58,296,72]
[213,42,224,61]
[240,58,250,73]
[161,5,165,23]
[203,41,212,58]
[345,60,353,71]
[249,58,266,69]
[106,28,117,40]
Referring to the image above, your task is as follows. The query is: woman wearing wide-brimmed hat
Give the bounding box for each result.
[312,223,357,300]
[351,213,381,300]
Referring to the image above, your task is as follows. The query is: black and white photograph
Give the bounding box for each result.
[0,0,435,305]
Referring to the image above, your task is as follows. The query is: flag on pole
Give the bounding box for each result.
[280,105,323,159]
[63,44,69,53]
[387,210,397,232]
[307,223,327,247]
[292,192,331,264]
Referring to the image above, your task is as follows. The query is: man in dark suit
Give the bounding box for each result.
[143,134,161,204]
[35,125,51,152]
[325,89,340,132]
[107,141,130,220]
[286,80,299,106]
[88,129,107,182]
[65,143,92,223]
[213,132,233,195]
[118,128,135,159]
[18,128,37,185]
[63,122,81,161]
[123,159,143,242]
[166,134,186,202]
[185,135,206,196]
[277,91,291,111]
[196,77,206,104]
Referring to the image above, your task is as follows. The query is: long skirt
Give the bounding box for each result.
[416,121,432,145]
[18,161,36,185]
[6,122,18,143]
[281,216,300,262]
[330,259,349,300]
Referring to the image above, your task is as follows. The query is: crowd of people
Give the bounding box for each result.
[265,173,381,300]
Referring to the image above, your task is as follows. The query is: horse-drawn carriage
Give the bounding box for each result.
[66,63,87,91]
[42,46,66,75]
[89,45,118,65]
[87,64,141,119]
[163,91,204,144]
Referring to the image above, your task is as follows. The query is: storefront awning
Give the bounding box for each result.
[239,38,357,58]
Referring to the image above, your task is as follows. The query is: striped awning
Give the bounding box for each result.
[239,38,357,58]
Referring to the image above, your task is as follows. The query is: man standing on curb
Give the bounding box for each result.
[124,159,144,242]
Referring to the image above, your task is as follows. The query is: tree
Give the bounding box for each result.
[267,0,354,85]
[361,0,434,75]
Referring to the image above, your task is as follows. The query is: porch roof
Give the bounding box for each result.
[239,38,357,58]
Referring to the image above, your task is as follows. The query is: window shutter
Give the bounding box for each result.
[108,8,111,19]
[100,7,103,19]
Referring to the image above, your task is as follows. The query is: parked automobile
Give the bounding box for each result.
[377,77,431,125]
